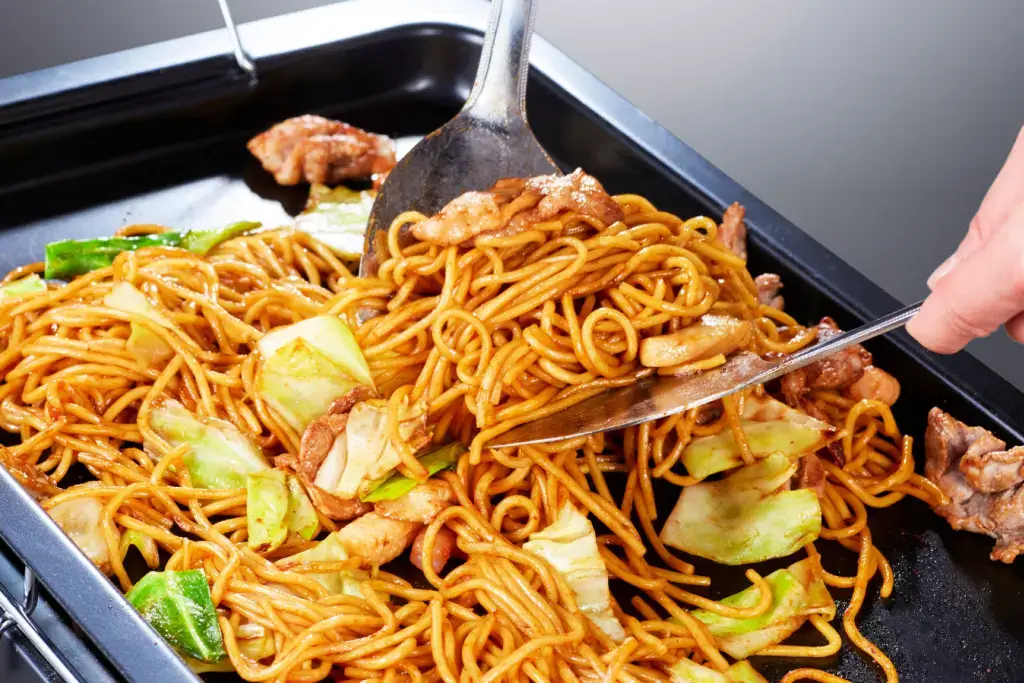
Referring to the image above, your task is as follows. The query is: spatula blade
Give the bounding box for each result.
[488,352,775,447]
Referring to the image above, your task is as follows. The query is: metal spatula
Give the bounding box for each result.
[358,0,558,288]
[489,301,922,447]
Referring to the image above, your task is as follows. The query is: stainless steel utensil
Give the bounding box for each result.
[358,0,558,291]
[489,301,923,447]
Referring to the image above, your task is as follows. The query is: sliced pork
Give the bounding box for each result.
[925,407,1024,563]
[780,318,872,406]
[718,202,747,261]
[754,273,784,310]
[247,114,396,186]
[410,168,624,246]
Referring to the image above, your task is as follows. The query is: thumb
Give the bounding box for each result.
[908,206,1024,353]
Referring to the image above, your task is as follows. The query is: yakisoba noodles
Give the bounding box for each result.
[0,176,945,683]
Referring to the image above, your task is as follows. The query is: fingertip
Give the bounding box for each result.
[906,302,969,355]
[926,254,957,291]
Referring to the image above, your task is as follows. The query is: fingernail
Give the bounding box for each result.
[927,253,957,290]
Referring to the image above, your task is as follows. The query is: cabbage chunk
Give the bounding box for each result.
[258,315,373,388]
[257,338,362,434]
[0,274,46,298]
[682,396,833,481]
[126,569,225,663]
[293,186,374,259]
[314,397,430,500]
[660,453,821,565]
[247,471,319,550]
[280,532,366,597]
[104,282,175,366]
[247,470,289,551]
[285,477,319,540]
[48,495,111,573]
[147,398,269,489]
[523,505,625,642]
[668,659,769,683]
[681,557,835,659]
[361,442,465,503]
[256,315,374,434]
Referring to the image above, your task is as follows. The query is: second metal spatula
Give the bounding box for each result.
[359,0,558,285]
[489,301,922,447]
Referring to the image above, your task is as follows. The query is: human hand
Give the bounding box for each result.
[907,125,1024,353]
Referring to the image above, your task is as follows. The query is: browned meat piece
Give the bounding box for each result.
[846,366,901,406]
[307,484,372,522]
[754,273,784,310]
[296,412,348,482]
[247,114,396,186]
[411,168,624,246]
[962,444,1024,493]
[795,452,826,499]
[281,386,376,521]
[780,318,872,406]
[411,526,459,575]
[326,385,377,417]
[374,479,454,524]
[0,446,59,500]
[411,191,508,245]
[524,168,624,227]
[925,407,1024,563]
[718,202,747,261]
[336,513,421,567]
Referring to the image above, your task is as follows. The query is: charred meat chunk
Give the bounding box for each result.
[247,114,396,186]
[780,318,872,406]
[925,407,1024,563]
[718,202,747,261]
[411,168,624,246]
[754,273,784,310]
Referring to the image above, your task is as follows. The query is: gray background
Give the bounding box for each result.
[1,0,1022,387]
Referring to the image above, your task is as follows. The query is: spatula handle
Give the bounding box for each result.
[463,0,538,123]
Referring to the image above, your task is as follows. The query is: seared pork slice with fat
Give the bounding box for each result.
[925,407,1024,563]
[247,114,396,186]
[780,318,873,406]
[410,169,623,246]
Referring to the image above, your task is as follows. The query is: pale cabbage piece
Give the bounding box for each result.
[147,398,269,489]
[256,338,362,434]
[314,397,430,500]
[668,657,769,683]
[660,453,821,565]
[285,477,319,540]
[668,658,729,683]
[293,186,374,259]
[724,662,768,683]
[682,396,833,481]
[523,505,625,642]
[48,496,111,573]
[689,568,808,638]
[716,619,804,661]
[0,274,46,298]
[119,529,160,569]
[279,532,366,597]
[247,470,289,552]
[257,315,373,388]
[103,282,175,365]
[682,557,835,660]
